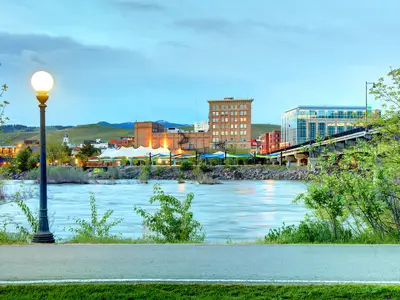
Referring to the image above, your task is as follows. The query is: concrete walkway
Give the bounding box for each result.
[1,244,400,284]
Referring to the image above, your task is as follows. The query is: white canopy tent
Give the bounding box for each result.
[97,146,170,158]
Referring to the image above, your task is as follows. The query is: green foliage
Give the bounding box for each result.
[77,142,100,166]
[138,164,151,183]
[294,68,400,242]
[47,143,71,164]
[27,152,39,170]
[179,160,193,171]
[156,166,162,177]
[120,157,129,166]
[66,193,123,241]
[15,147,33,172]
[133,184,205,243]
[198,161,212,172]
[26,166,89,183]
[193,166,219,184]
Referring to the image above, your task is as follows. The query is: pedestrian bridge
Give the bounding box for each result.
[268,127,376,166]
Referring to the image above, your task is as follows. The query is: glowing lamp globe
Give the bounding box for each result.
[31,71,54,93]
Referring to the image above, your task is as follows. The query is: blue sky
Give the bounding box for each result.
[0,0,399,126]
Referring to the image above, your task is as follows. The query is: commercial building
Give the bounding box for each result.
[281,106,380,146]
[194,120,209,132]
[268,130,281,152]
[110,136,134,148]
[134,121,210,152]
[208,97,253,149]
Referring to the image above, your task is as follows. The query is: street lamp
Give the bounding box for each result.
[365,81,375,133]
[31,71,55,243]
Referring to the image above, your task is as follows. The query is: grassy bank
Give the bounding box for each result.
[1,284,400,299]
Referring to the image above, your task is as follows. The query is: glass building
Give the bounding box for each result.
[281,106,380,146]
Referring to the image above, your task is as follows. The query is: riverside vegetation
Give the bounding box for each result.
[265,68,400,244]
[0,183,205,244]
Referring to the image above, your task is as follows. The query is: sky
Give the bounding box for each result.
[0,0,399,126]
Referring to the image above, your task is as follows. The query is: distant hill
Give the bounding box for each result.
[0,122,280,145]
[0,124,72,133]
[98,120,190,129]
[1,124,133,145]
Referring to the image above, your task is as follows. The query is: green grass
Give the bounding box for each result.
[1,284,400,299]
[1,124,133,145]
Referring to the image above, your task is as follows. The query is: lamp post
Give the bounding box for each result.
[365,81,375,133]
[31,71,55,243]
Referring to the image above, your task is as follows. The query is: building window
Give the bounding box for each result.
[230,105,233,109]
[235,111,238,115]
[244,124,247,128]
[240,131,243,135]
[230,111,233,115]
[216,112,219,116]
[221,112,224,116]
[225,118,228,122]
[234,124,238,128]
[221,131,225,135]
[244,131,247,135]
[231,131,234,135]
[243,117,247,122]
[212,125,216,129]
[240,104,243,109]
[240,124,243,128]
[235,131,238,135]
[244,111,247,115]
[244,104,247,109]
[240,111,243,115]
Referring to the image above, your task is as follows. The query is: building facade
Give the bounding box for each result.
[268,130,281,152]
[134,121,210,152]
[281,106,380,146]
[208,97,253,149]
[110,136,134,148]
[194,120,209,132]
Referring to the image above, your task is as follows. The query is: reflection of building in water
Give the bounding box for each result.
[178,183,186,193]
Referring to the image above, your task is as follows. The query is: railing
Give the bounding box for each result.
[269,126,371,154]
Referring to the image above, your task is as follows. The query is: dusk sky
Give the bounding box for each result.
[0,0,399,126]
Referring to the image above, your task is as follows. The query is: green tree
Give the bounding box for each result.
[295,68,400,241]
[77,142,100,166]
[47,143,71,164]
[15,147,33,172]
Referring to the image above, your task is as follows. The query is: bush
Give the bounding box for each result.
[27,166,89,183]
[180,160,193,171]
[133,184,205,243]
[198,161,212,173]
[193,167,220,185]
[66,193,123,241]
[138,164,151,183]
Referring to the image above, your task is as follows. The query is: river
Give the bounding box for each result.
[1,180,308,242]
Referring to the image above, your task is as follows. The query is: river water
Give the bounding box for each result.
[1,180,308,242]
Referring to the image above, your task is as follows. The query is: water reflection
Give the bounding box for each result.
[1,180,308,242]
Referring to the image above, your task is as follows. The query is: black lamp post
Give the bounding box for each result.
[365,81,375,133]
[31,71,55,243]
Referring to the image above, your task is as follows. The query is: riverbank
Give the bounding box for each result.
[94,165,316,181]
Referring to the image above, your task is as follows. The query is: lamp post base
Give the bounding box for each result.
[32,232,55,243]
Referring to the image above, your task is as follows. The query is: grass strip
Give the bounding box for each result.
[1,284,400,300]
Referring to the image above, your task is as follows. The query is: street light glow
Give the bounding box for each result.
[31,71,54,93]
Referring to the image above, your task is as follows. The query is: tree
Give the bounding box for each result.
[77,142,100,166]
[47,143,71,164]
[15,147,33,172]
[296,68,400,241]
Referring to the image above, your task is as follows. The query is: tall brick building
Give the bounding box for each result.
[208,97,253,149]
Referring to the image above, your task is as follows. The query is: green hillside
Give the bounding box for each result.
[251,124,281,139]
[1,123,280,146]
[1,124,133,145]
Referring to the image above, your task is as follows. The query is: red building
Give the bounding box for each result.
[258,133,269,154]
[110,136,134,148]
[268,130,281,152]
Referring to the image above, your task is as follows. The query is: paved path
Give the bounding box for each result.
[1,244,400,284]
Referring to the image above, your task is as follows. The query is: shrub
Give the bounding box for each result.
[193,167,220,185]
[26,166,89,183]
[198,161,212,173]
[138,164,151,183]
[180,160,193,171]
[133,184,205,243]
[66,193,123,241]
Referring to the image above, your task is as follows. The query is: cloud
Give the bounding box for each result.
[159,41,190,49]
[112,0,166,12]
[174,19,233,35]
